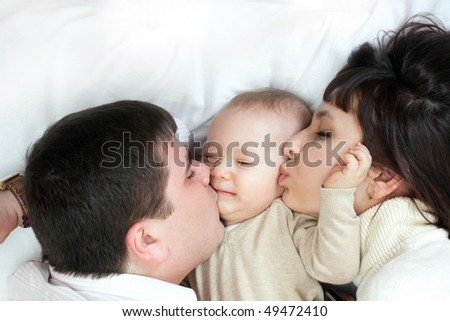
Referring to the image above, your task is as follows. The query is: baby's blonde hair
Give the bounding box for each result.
[223,88,311,130]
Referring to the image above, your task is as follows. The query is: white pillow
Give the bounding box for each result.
[1,0,449,177]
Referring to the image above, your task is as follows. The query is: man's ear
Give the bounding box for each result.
[125,220,170,265]
[368,166,404,200]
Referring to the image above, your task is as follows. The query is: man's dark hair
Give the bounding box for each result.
[324,15,450,232]
[25,100,177,277]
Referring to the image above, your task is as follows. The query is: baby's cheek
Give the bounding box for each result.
[262,175,285,198]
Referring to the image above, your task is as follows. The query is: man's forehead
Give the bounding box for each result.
[167,141,190,170]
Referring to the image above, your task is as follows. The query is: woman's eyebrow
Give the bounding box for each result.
[315,110,334,120]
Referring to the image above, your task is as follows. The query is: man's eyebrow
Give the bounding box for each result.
[184,148,192,175]
[315,110,334,120]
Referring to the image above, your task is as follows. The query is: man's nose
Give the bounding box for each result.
[191,160,210,186]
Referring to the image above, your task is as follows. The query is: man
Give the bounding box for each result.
[3,100,224,300]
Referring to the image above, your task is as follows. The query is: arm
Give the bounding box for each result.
[0,173,28,243]
[0,190,23,243]
[294,143,371,284]
[294,188,360,284]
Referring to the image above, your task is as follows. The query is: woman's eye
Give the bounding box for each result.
[315,131,332,139]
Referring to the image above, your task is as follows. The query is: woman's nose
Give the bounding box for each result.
[283,132,303,161]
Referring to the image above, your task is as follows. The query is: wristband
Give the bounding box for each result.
[0,173,30,228]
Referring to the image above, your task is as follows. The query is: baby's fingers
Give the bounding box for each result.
[341,152,358,172]
[349,143,372,170]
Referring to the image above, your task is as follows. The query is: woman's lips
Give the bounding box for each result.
[278,167,289,184]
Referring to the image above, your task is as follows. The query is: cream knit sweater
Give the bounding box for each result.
[185,188,360,301]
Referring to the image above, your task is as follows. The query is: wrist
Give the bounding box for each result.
[1,190,21,227]
[0,173,29,228]
[323,179,356,189]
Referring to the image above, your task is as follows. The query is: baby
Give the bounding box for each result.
[184,88,322,300]
[184,88,369,300]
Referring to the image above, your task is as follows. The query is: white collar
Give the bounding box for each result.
[49,266,197,300]
[7,261,194,301]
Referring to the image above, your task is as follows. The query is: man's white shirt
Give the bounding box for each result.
[8,261,197,301]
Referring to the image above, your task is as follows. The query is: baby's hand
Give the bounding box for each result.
[323,143,372,189]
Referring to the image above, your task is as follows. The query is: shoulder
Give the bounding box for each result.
[266,199,321,235]
[8,261,85,300]
[269,198,291,212]
[267,198,316,223]
[9,260,50,279]
[359,261,450,300]
[359,231,450,300]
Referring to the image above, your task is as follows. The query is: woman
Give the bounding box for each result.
[280,15,450,299]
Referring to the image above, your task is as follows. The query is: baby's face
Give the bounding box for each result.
[204,107,302,226]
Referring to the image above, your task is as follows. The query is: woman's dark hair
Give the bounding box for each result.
[25,100,177,277]
[324,15,450,232]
